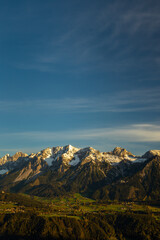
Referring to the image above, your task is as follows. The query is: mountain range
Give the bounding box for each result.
[0,145,160,201]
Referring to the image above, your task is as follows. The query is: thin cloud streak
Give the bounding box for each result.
[1,123,160,143]
[14,0,160,74]
[0,87,160,113]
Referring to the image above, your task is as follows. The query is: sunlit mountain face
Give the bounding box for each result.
[1,1,160,239]
[0,145,159,201]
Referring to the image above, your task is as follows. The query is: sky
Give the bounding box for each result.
[0,0,160,156]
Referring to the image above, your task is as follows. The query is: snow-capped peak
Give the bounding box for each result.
[42,145,149,167]
[41,145,81,166]
[25,145,154,168]
[64,145,80,153]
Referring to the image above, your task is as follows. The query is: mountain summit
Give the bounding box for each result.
[0,145,159,201]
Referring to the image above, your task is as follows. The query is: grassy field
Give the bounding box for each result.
[0,193,160,239]
[0,192,160,221]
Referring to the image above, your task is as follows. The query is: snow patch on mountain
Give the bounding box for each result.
[69,155,80,166]
[42,148,54,166]
[29,153,36,158]
[102,153,122,164]
[0,169,8,175]
[51,145,80,163]
[45,157,54,166]
[124,155,147,163]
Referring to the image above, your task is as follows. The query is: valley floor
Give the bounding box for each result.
[0,192,160,239]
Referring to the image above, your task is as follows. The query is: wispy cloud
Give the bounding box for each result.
[13,0,160,74]
[0,87,160,113]
[1,123,160,143]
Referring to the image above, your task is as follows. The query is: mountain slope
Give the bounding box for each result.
[0,145,159,200]
[92,156,160,201]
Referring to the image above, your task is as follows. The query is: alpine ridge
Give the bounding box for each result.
[0,145,160,201]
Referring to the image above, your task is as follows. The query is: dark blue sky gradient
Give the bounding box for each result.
[0,0,160,155]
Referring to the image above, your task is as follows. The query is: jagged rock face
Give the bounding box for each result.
[53,145,80,165]
[41,145,134,167]
[40,145,132,167]
[0,154,10,165]
[142,150,160,159]
[14,158,48,183]
[0,152,28,173]
[34,148,52,160]
[0,145,159,200]
[0,152,28,166]
[0,145,150,176]
[112,147,134,157]
[11,152,28,161]
[101,156,160,201]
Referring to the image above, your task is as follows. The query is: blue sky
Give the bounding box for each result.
[0,0,160,156]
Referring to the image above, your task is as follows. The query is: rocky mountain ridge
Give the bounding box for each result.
[0,145,148,169]
[0,145,160,201]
